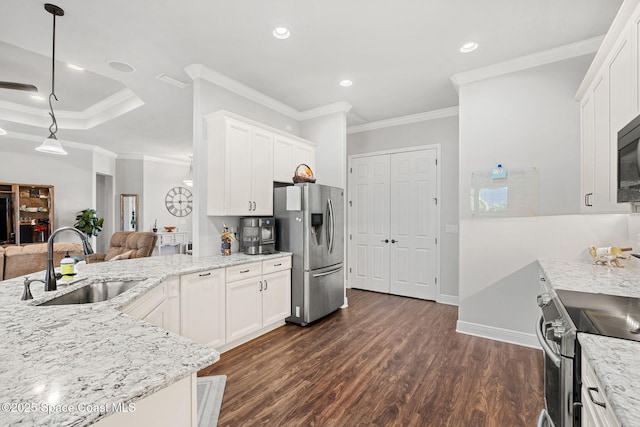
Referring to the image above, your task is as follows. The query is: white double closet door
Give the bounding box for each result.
[349,148,439,300]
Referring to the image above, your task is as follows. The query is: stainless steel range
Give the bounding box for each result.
[537,272,640,427]
[536,274,577,427]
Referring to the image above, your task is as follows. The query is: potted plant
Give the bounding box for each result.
[74,208,104,238]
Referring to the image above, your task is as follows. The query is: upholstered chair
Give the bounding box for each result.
[86,231,157,263]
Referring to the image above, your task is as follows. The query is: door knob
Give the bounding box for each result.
[380,239,389,243]
[391,239,398,244]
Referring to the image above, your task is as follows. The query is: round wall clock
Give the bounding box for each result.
[165,186,193,217]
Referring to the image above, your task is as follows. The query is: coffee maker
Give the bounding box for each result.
[239,217,276,254]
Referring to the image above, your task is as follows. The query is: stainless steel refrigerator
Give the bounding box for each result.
[274,183,344,326]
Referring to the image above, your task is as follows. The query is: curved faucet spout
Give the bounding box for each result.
[45,227,94,292]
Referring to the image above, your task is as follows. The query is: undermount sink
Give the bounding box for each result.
[39,280,143,306]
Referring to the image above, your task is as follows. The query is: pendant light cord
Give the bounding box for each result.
[48,11,58,137]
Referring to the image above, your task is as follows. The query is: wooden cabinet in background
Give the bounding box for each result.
[0,182,54,245]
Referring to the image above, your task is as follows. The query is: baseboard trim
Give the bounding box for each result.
[437,294,458,306]
[217,321,286,354]
[456,320,540,349]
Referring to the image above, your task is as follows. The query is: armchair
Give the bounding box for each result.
[86,231,157,263]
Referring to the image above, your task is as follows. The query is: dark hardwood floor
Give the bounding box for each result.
[199,289,544,426]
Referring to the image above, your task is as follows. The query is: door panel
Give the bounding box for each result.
[349,156,390,293]
[225,120,252,215]
[304,263,344,324]
[389,150,437,300]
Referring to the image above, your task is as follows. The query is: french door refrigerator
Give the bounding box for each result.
[274,183,344,326]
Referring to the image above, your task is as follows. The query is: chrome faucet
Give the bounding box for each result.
[45,226,94,291]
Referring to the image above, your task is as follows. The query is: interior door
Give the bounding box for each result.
[349,155,390,293]
[389,149,437,300]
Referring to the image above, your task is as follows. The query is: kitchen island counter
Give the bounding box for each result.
[0,252,291,426]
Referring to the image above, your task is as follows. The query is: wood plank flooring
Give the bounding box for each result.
[198,289,544,426]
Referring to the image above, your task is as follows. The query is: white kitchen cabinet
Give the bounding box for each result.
[578,17,634,213]
[206,113,274,216]
[581,353,621,427]
[273,134,316,183]
[121,277,180,335]
[180,268,226,348]
[225,257,291,346]
[262,269,291,326]
[581,94,595,211]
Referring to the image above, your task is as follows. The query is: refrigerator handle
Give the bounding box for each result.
[328,198,335,254]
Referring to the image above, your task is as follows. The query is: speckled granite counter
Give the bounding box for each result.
[538,258,640,426]
[579,333,640,427]
[0,252,291,426]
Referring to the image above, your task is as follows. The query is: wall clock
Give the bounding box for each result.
[165,186,193,217]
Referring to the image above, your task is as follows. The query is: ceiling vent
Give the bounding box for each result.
[155,73,190,89]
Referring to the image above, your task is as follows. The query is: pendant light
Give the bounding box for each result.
[35,3,67,156]
[182,156,194,187]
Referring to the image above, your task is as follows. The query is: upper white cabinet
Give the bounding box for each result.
[206,112,317,211]
[273,134,316,183]
[207,114,274,216]
[578,5,640,213]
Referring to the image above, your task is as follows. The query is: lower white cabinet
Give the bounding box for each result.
[121,276,180,335]
[225,257,291,345]
[581,353,621,427]
[121,257,290,353]
[180,268,226,348]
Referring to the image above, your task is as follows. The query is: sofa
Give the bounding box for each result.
[0,243,84,281]
[86,231,157,263]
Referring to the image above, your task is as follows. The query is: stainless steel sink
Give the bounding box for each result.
[39,280,143,305]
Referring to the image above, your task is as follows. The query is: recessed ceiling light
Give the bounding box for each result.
[107,60,136,73]
[459,42,478,53]
[31,95,46,101]
[273,27,291,40]
[0,127,7,136]
[67,63,84,71]
[339,80,353,87]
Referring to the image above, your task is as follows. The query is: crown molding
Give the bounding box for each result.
[450,36,605,91]
[576,0,640,100]
[0,88,144,130]
[185,64,301,119]
[346,107,459,134]
[117,153,189,166]
[186,63,353,122]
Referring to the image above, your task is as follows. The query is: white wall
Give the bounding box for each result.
[459,56,593,219]
[300,112,347,189]
[142,158,192,237]
[347,115,460,299]
[458,214,630,346]
[0,138,94,236]
[456,54,611,346]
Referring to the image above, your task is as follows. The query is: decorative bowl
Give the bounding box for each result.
[164,226,176,232]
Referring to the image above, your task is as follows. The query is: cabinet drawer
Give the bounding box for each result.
[262,256,292,274]
[226,261,262,282]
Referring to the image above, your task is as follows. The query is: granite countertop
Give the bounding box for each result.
[0,252,291,426]
[538,258,640,426]
[578,333,640,427]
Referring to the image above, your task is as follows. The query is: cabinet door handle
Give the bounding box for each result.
[252,201,256,211]
[248,201,252,211]
[585,192,593,207]
[587,387,606,408]
[240,269,250,273]
[274,263,282,267]
[259,280,263,291]
[199,272,211,277]
[264,280,268,290]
